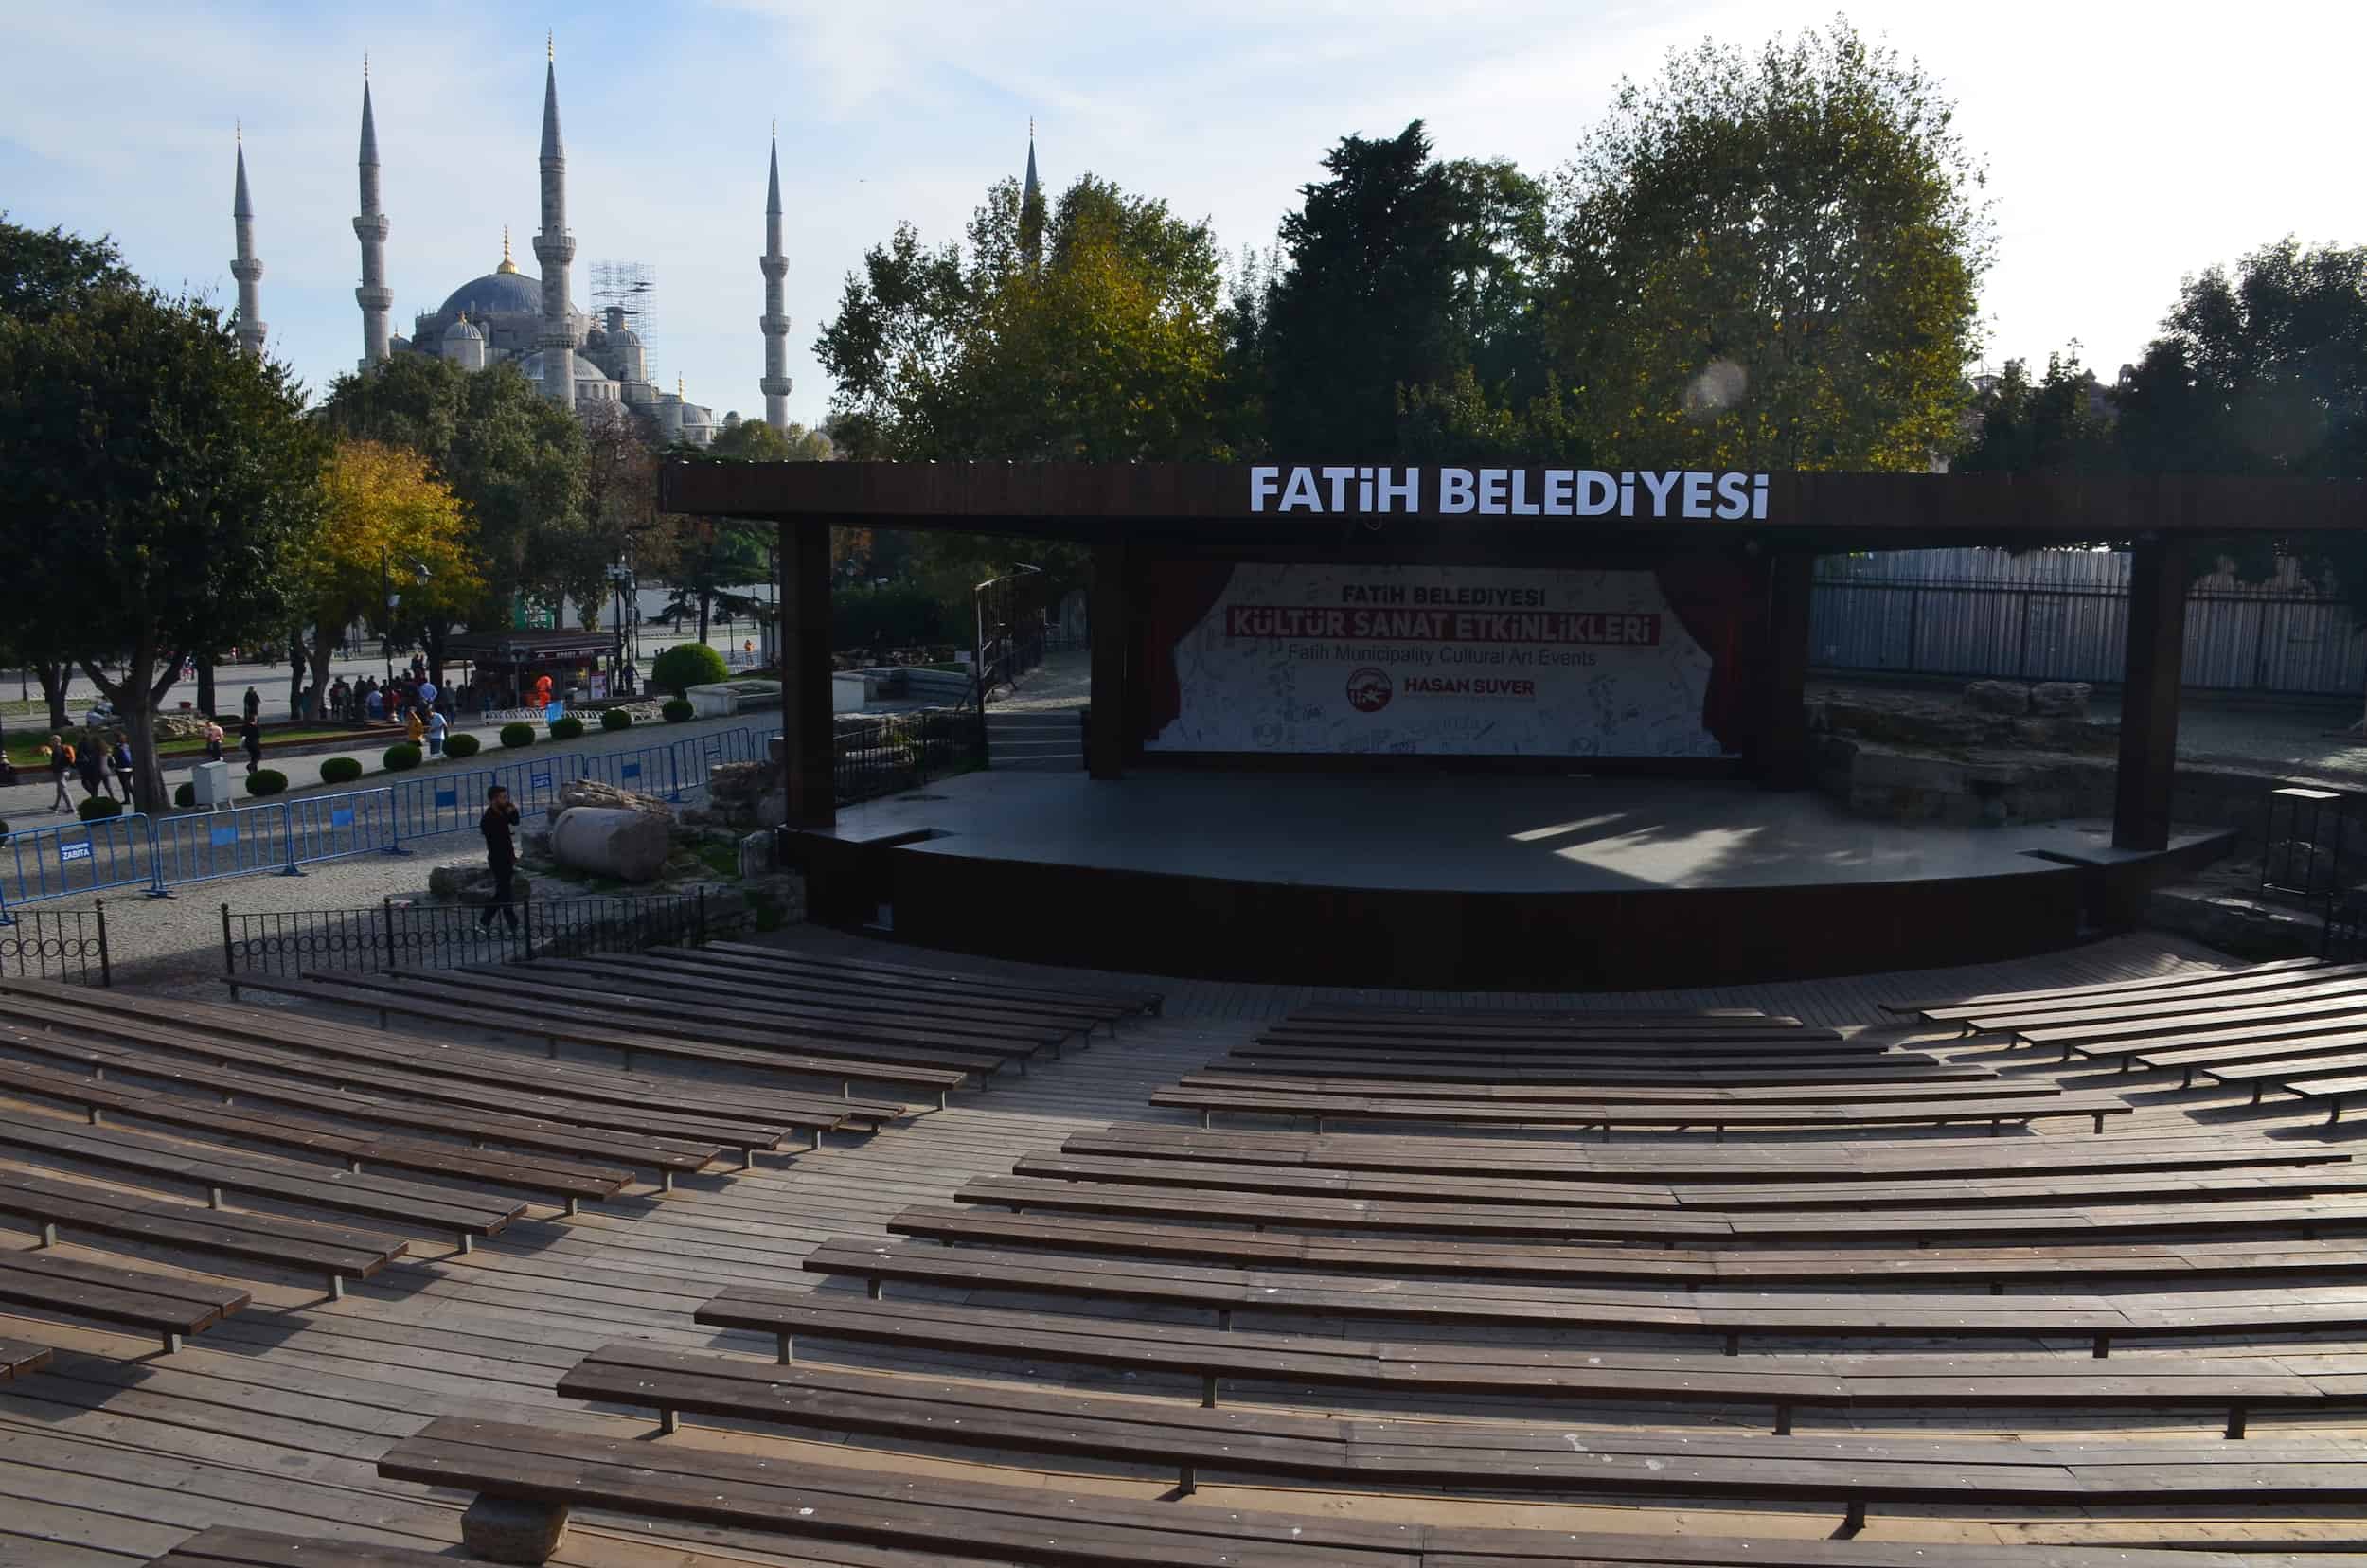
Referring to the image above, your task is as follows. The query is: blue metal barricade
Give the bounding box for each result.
[666,725,762,802]
[385,767,494,840]
[0,813,159,923]
[149,799,300,891]
[581,740,686,800]
[492,752,581,817]
[281,788,401,872]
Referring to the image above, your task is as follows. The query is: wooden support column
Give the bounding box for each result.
[1088,534,1130,780]
[1760,549,1817,790]
[779,519,836,829]
[2113,536,2189,851]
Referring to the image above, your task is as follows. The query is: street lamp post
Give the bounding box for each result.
[383,547,432,692]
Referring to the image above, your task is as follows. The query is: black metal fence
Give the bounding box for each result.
[220,891,721,980]
[835,709,988,804]
[0,903,110,986]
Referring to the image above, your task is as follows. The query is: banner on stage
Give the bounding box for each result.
[1144,563,1737,758]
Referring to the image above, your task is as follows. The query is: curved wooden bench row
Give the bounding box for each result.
[1881,955,2327,1015]
[1964,982,2367,1050]
[1147,1085,2129,1135]
[277,968,976,1099]
[0,982,882,1153]
[1904,959,2354,1025]
[1008,1151,2367,1215]
[1065,1123,2348,1183]
[1214,1053,1983,1086]
[0,1017,723,1180]
[146,1525,460,1567]
[0,1167,405,1298]
[0,1248,246,1354]
[0,1106,525,1253]
[577,946,1126,1038]
[1259,1024,1851,1052]
[788,1238,2367,1358]
[375,1416,2358,1565]
[890,1202,2367,1291]
[699,937,1163,1016]
[0,1058,632,1210]
[1174,1073,2039,1107]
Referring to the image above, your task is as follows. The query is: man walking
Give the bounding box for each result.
[45,736,73,813]
[477,784,523,933]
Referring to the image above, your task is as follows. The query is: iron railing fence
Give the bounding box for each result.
[0,903,110,986]
[835,709,988,805]
[1813,549,2367,697]
[220,890,723,980]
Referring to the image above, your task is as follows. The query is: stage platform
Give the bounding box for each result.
[790,771,2233,989]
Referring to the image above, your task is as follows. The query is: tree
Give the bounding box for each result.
[293,440,486,717]
[1957,350,2118,474]
[319,355,587,676]
[1260,123,1551,457]
[0,284,323,812]
[570,408,676,633]
[2112,239,2367,723]
[0,217,137,729]
[1544,18,1990,471]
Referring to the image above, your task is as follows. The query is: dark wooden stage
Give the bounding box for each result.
[789,771,2232,989]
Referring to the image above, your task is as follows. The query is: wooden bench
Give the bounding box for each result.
[1148,1084,2132,1135]
[890,1201,2367,1292]
[0,1017,723,1181]
[0,1167,406,1298]
[1065,1122,2350,1182]
[574,1326,2320,1454]
[0,1106,525,1253]
[1905,959,2358,1024]
[0,998,789,1172]
[700,937,1164,1013]
[1260,1024,1852,1051]
[146,1525,462,1567]
[956,1170,2367,1250]
[1009,1151,2367,1214]
[0,1247,247,1353]
[0,1335,51,1381]
[1881,955,2330,1014]
[1215,1052,1984,1086]
[566,948,1125,1041]
[5,978,909,1131]
[2055,1021,2367,1081]
[377,1415,2366,1560]
[272,969,981,1098]
[0,1058,633,1211]
[1949,982,2367,1047]
[1173,1072,2042,1107]
[450,959,1062,1058]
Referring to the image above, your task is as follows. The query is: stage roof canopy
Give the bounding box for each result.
[661,459,2367,549]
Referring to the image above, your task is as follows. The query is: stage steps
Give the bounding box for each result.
[987,706,1084,772]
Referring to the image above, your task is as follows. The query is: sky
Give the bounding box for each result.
[3,0,2361,432]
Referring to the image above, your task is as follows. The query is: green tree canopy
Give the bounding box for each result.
[318,355,588,661]
[0,284,324,810]
[1544,18,1990,471]
[1259,122,1550,457]
[1957,351,2118,474]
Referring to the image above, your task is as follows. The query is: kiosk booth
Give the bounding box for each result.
[660,460,2367,986]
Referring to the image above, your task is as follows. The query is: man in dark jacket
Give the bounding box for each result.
[477,784,523,931]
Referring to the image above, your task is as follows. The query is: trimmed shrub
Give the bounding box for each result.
[77,796,125,821]
[320,756,365,785]
[499,722,535,750]
[379,743,421,773]
[0,819,9,838]
[244,769,287,797]
[444,731,481,759]
[652,641,728,695]
[600,706,632,732]
[661,698,694,723]
[548,716,585,741]
[173,782,195,808]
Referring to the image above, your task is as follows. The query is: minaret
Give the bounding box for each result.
[353,61,392,367]
[530,35,577,407]
[758,126,792,430]
[1020,118,1044,271]
[229,127,266,358]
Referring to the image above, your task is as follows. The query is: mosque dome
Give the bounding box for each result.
[442,313,485,343]
[437,269,541,320]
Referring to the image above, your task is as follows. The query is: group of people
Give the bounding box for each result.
[39,715,266,812]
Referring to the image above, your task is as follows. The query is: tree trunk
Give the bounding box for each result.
[286,637,305,720]
[195,655,216,718]
[698,591,712,648]
[35,660,71,732]
[79,644,176,817]
[425,623,449,689]
[306,627,336,723]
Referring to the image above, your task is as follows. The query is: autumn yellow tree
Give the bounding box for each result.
[292,439,485,717]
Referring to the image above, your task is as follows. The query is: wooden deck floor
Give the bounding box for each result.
[3,929,2358,1566]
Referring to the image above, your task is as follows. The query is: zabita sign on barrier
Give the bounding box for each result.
[1247,466,1771,521]
[1146,563,1737,758]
